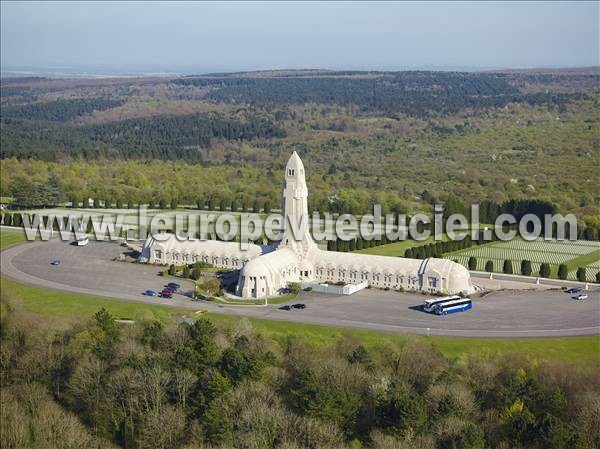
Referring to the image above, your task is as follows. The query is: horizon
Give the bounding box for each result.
[2,64,599,80]
[2,1,598,75]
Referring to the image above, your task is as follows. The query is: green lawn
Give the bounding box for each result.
[204,313,600,366]
[0,227,29,249]
[212,292,297,305]
[2,277,597,366]
[355,234,454,257]
[1,278,197,324]
[566,249,600,271]
[443,238,600,281]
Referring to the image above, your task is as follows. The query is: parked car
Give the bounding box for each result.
[50,259,61,266]
[143,289,158,297]
[292,303,306,309]
[566,287,582,294]
[166,282,181,291]
[574,294,588,300]
[279,305,291,311]
[160,288,174,298]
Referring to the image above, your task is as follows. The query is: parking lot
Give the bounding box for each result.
[1,238,599,337]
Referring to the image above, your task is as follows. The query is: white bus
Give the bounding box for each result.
[431,298,472,316]
[423,295,461,313]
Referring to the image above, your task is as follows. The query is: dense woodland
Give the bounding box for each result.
[1,97,126,122]
[175,73,584,116]
[0,69,599,219]
[1,113,284,161]
[1,298,599,449]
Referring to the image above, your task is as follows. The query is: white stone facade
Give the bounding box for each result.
[142,151,473,298]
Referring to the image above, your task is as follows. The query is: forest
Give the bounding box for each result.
[0,68,598,219]
[1,298,599,449]
[1,97,126,122]
[0,113,285,161]
[174,73,584,116]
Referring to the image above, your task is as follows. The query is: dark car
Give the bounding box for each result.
[279,305,291,311]
[566,287,581,294]
[143,289,158,297]
[292,303,306,309]
[50,259,61,266]
[160,288,174,298]
[166,282,181,291]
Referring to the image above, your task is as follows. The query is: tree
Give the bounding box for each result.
[444,193,467,218]
[136,405,186,449]
[347,345,373,368]
[485,260,494,273]
[576,267,586,282]
[558,264,568,280]
[219,347,260,384]
[203,401,232,446]
[12,213,22,227]
[220,199,227,211]
[252,200,260,213]
[192,265,202,280]
[10,176,63,207]
[90,308,121,360]
[539,263,551,278]
[288,282,301,294]
[468,257,477,271]
[183,265,190,278]
[198,277,221,295]
[503,259,513,274]
[159,198,167,209]
[521,260,532,276]
[376,382,427,434]
[596,271,600,283]
[47,172,65,204]
[188,319,220,369]
[170,198,178,209]
[263,202,271,214]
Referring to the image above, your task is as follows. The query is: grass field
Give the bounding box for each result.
[1,278,194,324]
[444,238,600,281]
[355,234,453,257]
[215,292,297,305]
[0,226,28,249]
[1,277,598,366]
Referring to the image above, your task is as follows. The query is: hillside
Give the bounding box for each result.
[1,68,599,217]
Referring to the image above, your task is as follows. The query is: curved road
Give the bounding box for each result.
[1,238,599,337]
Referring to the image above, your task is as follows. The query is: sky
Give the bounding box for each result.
[1,1,598,74]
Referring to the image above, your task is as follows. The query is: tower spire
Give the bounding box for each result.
[280,151,315,254]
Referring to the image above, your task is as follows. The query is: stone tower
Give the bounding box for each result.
[279,151,317,260]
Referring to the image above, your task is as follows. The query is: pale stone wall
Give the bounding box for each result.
[142,151,473,299]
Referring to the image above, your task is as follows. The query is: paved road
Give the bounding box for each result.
[1,239,599,337]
